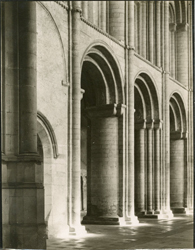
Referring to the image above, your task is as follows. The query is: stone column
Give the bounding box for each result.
[82,1,88,19]
[154,121,162,213]
[2,2,46,248]
[146,122,154,214]
[163,1,172,217]
[148,1,154,63]
[100,1,106,31]
[138,2,142,55]
[71,1,85,234]
[156,1,161,67]
[3,2,18,155]
[109,1,125,41]
[176,23,189,85]
[88,1,94,23]
[170,133,185,213]
[83,104,123,225]
[125,1,138,224]
[18,1,37,153]
[135,121,146,215]
[161,1,165,68]
[142,1,147,58]
[169,23,176,78]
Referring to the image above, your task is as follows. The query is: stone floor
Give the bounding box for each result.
[47,214,194,250]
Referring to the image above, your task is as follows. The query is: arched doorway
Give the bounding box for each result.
[169,93,187,213]
[134,73,161,217]
[80,44,125,225]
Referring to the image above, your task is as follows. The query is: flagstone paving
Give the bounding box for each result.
[47,214,193,249]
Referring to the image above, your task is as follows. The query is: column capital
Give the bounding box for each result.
[169,23,177,32]
[72,1,82,13]
[154,119,163,129]
[146,119,155,129]
[135,119,147,130]
[85,104,126,119]
[80,88,85,100]
[176,22,189,32]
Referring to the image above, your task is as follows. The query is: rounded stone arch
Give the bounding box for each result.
[37,111,59,237]
[37,1,68,83]
[169,2,176,23]
[81,41,124,106]
[134,71,160,121]
[169,92,187,133]
[169,92,187,213]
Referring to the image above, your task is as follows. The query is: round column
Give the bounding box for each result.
[82,1,88,19]
[126,1,138,224]
[135,123,146,214]
[169,23,176,78]
[170,138,185,210]
[154,125,161,213]
[88,1,94,23]
[142,1,147,58]
[83,104,120,224]
[176,23,189,85]
[3,2,18,155]
[164,1,172,215]
[156,1,161,67]
[148,1,154,63]
[18,1,37,153]
[147,124,154,214]
[138,2,142,55]
[71,1,83,231]
[100,1,106,31]
[109,1,125,41]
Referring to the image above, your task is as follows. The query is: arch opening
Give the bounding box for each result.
[81,44,125,225]
[134,73,160,216]
[169,93,187,214]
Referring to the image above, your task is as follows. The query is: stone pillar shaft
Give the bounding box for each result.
[154,128,160,212]
[148,1,154,63]
[176,23,189,85]
[147,128,153,213]
[101,1,106,31]
[135,128,145,212]
[126,1,138,224]
[142,1,147,58]
[18,1,37,154]
[109,1,125,41]
[164,1,171,213]
[3,2,18,155]
[72,1,81,228]
[138,3,142,55]
[82,1,88,19]
[156,1,161,67]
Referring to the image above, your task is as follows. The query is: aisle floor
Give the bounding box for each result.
[47,214,194,250]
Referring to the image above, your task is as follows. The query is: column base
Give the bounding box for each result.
[82,215,120,225]
[171,207,189,214]
[185,207,194,215]
[69,225,87,236]
[162,209,174,219]
[124,215,139,225]
[137,210,174,219]
[3,223,46,249]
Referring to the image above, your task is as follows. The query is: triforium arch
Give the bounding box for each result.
[169,92,188,214]
[81,43,126,225]
[134,72,163,218]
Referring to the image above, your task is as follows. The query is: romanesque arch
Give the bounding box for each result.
[80,44,125,225]
[134,73,161,217]
[169,92,187,213]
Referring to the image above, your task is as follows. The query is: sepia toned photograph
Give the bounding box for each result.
[1,1,193,249]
